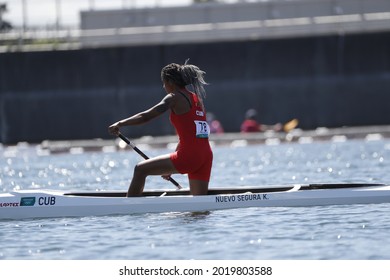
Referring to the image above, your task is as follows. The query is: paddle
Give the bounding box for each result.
[283,118,299,132]
[117,132,182,190]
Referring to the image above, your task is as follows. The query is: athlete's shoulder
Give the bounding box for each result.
[161,93,176,105]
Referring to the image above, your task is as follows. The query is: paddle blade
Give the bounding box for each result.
[283,119,299,132]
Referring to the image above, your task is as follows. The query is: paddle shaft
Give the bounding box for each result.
[118,133,182,190]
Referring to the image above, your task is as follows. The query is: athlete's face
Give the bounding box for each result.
[163,80,175,93]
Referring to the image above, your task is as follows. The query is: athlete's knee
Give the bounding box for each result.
[133,162,148,178]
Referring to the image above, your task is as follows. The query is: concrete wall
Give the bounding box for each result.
[1,31,390,144]
[79,0,390,47]
[81,0,390,29]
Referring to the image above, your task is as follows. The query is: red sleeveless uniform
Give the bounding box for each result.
[169,92,213,181]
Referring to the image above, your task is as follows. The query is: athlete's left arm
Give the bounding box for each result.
[134,94,175,123]
[108,94,175,134]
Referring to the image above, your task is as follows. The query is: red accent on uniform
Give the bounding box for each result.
[170,92,213,181]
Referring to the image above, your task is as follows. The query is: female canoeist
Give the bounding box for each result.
[108,60,213,197]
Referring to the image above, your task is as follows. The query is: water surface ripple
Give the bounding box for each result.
[1,139,390,259]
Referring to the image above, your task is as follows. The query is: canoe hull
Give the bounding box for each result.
[1,184,390,220]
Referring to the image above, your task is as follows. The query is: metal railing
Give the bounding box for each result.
[1,0,390,52]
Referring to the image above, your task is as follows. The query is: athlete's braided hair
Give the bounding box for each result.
[161,59,208,105]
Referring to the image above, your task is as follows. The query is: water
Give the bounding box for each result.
[1,139,390,260]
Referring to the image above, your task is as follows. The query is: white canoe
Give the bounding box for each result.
[1,183,390,220]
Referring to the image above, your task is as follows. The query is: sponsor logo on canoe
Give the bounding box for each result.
[19,197,56,206]
[215,193,269,203]
[20,197,36,206]
[0,201,20,207]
